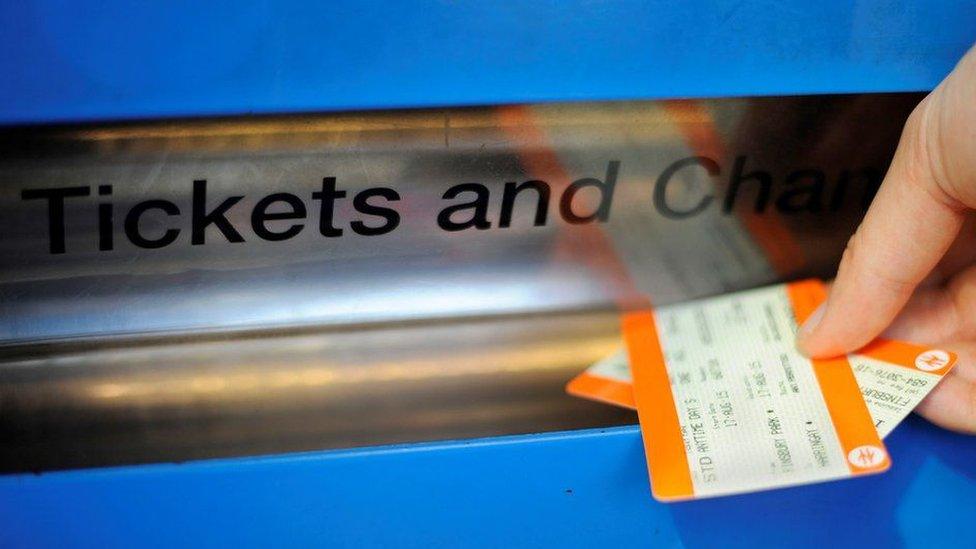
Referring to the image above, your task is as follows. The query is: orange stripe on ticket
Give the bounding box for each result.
[858,338,957,376]
[786,280,890,475]
[565,373,637,409]
[622,311,694,501]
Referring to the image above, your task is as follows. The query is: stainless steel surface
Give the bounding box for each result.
[0,94,922,471]
[0,95,919,344]
[0,311,633,472]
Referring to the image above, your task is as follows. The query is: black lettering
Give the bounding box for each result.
[124,200,181,249]
[654,157,718,219]
[191,180,244,245]
[829,168,882,211]
[351,187,401,236]
[311,177,346,237]
[500,180,550,228]
[776,169,826,213]
[21,186,91,254]
[559,160,619,224]
[98,185,113,251]
[437,183,492,231]
[251,193,307,241]
[724,156,771,214]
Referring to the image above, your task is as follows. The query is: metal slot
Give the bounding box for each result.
[0,311,635,472]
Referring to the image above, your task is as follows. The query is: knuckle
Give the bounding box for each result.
[903,79,975,208]
[906,100,949,192]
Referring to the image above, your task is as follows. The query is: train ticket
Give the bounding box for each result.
[568,307,957,441]
[849,339,956,437]
[615,280,892,500]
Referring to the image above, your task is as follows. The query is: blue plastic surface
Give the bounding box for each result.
[0,415,973,548]
[2,1,974,124]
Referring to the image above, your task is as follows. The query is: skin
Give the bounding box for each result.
[797,43,976,434]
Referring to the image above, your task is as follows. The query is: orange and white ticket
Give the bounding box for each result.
[613,280,893,501]
[849,339,956,437]
[568,300,958,441]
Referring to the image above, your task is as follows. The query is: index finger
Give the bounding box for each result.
[797,74,971,357]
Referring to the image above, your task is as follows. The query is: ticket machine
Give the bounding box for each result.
[1,2,974,546]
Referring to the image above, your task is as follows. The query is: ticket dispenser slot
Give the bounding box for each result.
[0,94,921,471]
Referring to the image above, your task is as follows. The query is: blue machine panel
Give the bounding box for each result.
[0,416,973,548]
[1,1,975,124]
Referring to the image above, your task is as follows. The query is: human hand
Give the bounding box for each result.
[797,43,976,433]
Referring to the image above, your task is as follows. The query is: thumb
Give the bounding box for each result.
[798,43,976,358]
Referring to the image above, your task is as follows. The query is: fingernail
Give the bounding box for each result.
[797,303,826,347]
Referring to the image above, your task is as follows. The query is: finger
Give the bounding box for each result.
[938,214,976,277]
[915,341,976,434]
[799,45,976,357]
[882,264,976,344]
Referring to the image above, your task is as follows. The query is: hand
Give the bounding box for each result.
[797,43,976,434]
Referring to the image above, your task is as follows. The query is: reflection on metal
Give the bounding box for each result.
[8,107,690,151]
[0,94,920,343]
[0,94,922,471]
[0,312,632,472]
